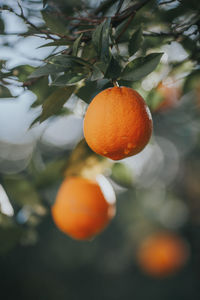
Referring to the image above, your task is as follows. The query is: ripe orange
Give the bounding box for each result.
[51,176,116,240]
[83,86,152,160]
[137,232,189,277]
[155,82,180,112]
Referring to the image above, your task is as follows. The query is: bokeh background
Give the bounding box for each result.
[0,0,200,299]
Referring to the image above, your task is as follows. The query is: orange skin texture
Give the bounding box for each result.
[155,83,181,112]
[137,233,189,277]
[51,177,115,240]
[83,87,153,160]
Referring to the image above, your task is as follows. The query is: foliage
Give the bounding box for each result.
[0,0,200,298]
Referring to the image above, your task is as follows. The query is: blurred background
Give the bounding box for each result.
[0,0,200,299]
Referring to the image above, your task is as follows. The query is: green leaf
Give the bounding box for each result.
[72,34,83,56]
[49,55,92,68]
[81,42,97,61]
[76,81,97,103]
[51,73,85,86]
[90,63,104,81]
[120,53,163,81]
[43,0,48,8]
[29,64,66,78]
[92,18,111,65]
[11,65,35,82]
[128,27,143,56]
[0,85,12,98]
[30,77,56,107]
[0,18,5,33]
[183,69,200,94]
[38,39,71,48]
[101,18,111,64]
[42,11,67,35]
[104,55,122,79]
[40,86,75,122]
[29,116,41,128]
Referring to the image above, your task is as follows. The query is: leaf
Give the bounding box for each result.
[101,18,111,64]
[76,81,97,103]
[183,69,200,94]
[29,116,40,128]
[51,73,85,86]
[3,175,40,206]
[38,39,71,48]
[81,42,97,61]
[49,55,92,68]
[72,33,83,56]
[43,0,48,8]
[0,85,12,98]
[42,11,67,35]
[104,55,122,79]
[128,27,143,56]
[120,53,163,81]
[30,77,56,107]
[11,65,35,82]
[40,86,75,122]
[92,18,111,65]
[29,64,66,78]
[0,18,5,33]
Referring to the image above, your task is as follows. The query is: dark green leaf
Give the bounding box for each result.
[29,64,66,78]
[42,11,67,35]
[38,39,71,48]
[101,18,111,64]
[29,116,41,128]
[92,18,111,65]
[105,55,122,79]
[30,77,56,107]
[0,85,12,98]
[76,81,97,103]
[40,86,75,122]
[128,27,143,56]
[0,18,5,33]
[52,73,85,86]
[72,34,83,56]
[120,53,163,81]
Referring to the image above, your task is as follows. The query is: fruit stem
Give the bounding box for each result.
[112,80,119,87]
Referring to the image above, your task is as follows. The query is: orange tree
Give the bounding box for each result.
[0,1,200,299]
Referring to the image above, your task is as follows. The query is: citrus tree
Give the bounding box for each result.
[0,1,200,296]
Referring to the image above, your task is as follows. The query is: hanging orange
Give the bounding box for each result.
[83,86,152,160]
[51,176,116,240]
[137,232,189,277]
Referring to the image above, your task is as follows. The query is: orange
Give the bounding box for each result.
[51,176,115,240]
[155,82,180,112]
[137,232,189,277]
[83,86,152,160]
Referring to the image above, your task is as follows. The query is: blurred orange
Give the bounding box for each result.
[137,232,189,277]
[155,82,181,112]
[51,176,115,240]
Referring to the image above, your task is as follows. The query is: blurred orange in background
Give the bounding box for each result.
[137,232,189,277]
[51,176,116,240]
